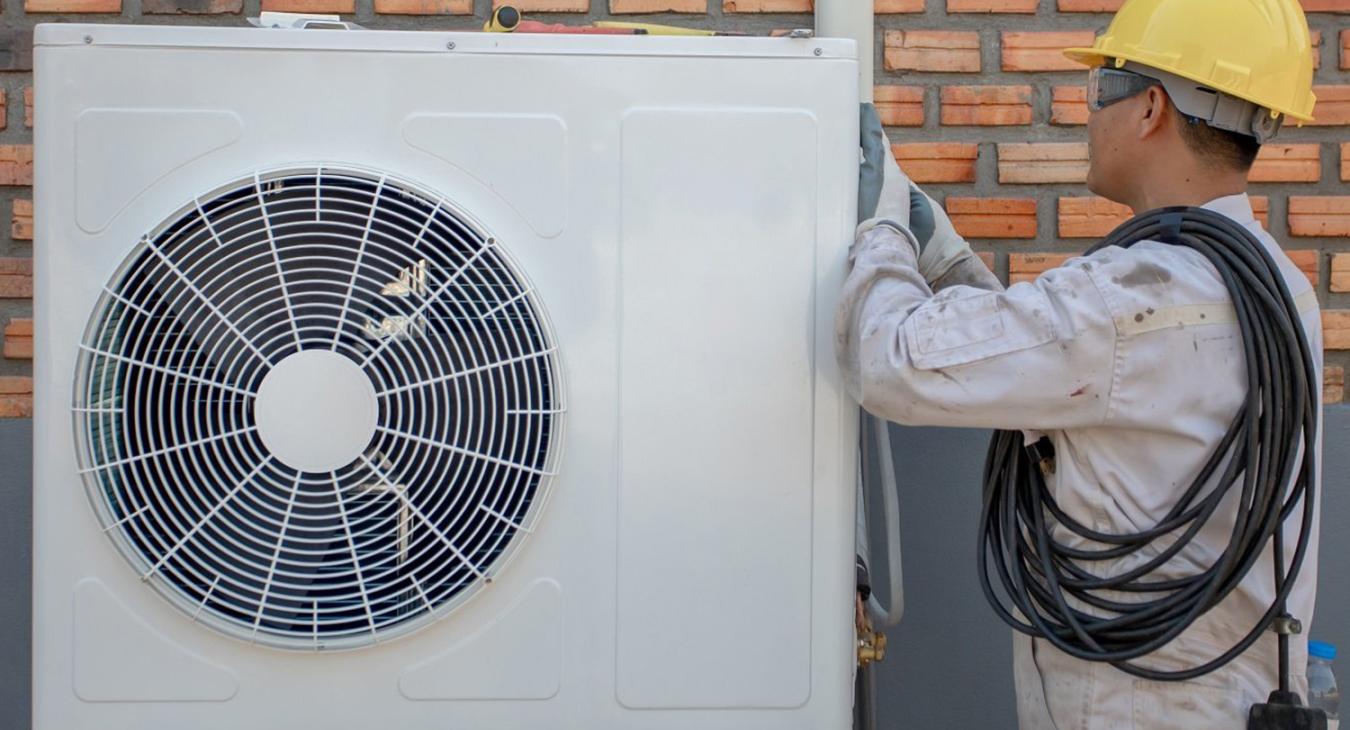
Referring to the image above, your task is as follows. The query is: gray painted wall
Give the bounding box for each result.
[2,412,1347,730]
[0,421,31,730]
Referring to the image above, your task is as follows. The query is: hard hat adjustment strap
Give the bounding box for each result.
[1123,62,1284,143]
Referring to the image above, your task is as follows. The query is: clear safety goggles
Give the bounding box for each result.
[1086,67,1161,112]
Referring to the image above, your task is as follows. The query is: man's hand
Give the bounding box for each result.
[906,184,985,286]
[856,105,990,289]
[858,103,885,224]
[858,104,913,234]
[873,150,913,231]
[907,185,937,250]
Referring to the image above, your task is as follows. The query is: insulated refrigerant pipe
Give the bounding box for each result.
[862,414,905,628]
[816,0,874,102]
[818,0,904,631]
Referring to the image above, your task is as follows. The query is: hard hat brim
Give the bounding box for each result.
[1063,47,1108,69]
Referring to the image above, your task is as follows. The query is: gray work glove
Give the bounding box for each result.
[857,104,913,236]
[906,185,980,284]
[858,103,885,224]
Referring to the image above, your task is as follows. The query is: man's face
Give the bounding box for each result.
[1085,86,1136,203]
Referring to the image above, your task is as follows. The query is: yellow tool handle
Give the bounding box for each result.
[484,4,521,32]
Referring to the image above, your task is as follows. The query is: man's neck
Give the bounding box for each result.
[1124,169,1248,214]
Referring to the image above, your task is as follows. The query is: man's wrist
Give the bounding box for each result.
[856,218,922,260]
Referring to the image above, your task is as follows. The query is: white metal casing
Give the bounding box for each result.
[33,23,861,729]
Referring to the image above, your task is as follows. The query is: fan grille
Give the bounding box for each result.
[73,166,564,650]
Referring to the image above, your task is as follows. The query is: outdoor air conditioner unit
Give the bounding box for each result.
[32,21,861,729]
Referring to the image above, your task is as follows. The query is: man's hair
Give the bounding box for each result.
[1172,105,1262,172]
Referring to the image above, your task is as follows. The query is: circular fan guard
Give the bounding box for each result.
[73,166,564,650]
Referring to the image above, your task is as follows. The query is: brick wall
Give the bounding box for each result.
[0,0,1348,416]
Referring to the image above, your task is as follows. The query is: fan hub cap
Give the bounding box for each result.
[254,350,377,473]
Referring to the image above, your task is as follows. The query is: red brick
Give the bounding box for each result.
[1309,86,1350,126]
[143,0,241,12]
[509,0,581,7]
[25,0,120,10]
[1248,144,1322,183]
[1302,0,1350,11]
[1342,30,1349,70]
[0,90,6,132]
[0,258,32,298]
[892,142,979,183]
[1058,196,1131,238]
[997,143,1088,184]
[940,85,1032,126]
[0,376,30,394]
[1289,197,1350,237]
[1001,31,1096,72]
[1327,366,1345,405]
[612,0,703,10]
[22,88,32,130]
[1331,253,1350,292]
[3,318,31,360]
[875,86,925,127]
[884,30,981,73]
[876,0,923,10]
[1251,196,1271,230]
[0,398,31,418]
[977,250,996,272]
[946,198,1037,239]
[11,200,31,241]
[493,0,588,8]
[1287,250,1321,287]
[261,0,354,12]
[1050,86,1088,125]
[1342,142,1349,182]
[1,318,29,337]
[1009,253,1078,284]
[374,0,471,12]
[724,0,810,10]
[1057,196,1269,238]
[1325,310,1350,350]
[0,376,32,419]
[947,0,1034,11]
[1057,0,1121,9]
[0,146,32,187]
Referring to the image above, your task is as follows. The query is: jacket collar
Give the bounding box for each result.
[1200,193,1257,226]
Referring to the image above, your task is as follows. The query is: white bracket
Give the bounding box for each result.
[248,11,365,30]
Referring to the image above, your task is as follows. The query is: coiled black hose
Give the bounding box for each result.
[978,207,1319,689]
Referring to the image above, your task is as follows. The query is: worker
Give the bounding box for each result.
[840,0,1322,727]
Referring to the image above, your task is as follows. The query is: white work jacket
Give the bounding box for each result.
[835,194,1323,729]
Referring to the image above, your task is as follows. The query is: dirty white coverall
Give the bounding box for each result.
[835,193,1323,729]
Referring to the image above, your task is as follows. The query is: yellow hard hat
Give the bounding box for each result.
[1063,0,1316,122]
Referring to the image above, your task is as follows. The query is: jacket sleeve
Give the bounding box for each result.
[930,254,1005,295]
[834,225,1120,431]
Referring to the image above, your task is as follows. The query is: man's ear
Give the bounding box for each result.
[1137,85,1170,140]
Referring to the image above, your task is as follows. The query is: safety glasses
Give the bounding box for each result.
[1086,67,1161,112]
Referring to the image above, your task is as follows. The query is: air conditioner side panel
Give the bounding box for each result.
[615,107,819,710]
